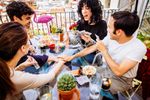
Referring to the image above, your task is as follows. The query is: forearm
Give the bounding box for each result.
[102,51,121,76]
[73,44,97,59]
[47,62,64,81]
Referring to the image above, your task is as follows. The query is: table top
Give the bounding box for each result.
[24,35,138,100]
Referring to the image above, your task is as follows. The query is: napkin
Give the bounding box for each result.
[76,75,90,85]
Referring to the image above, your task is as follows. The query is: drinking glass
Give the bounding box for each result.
[89,74,101,100]
[38,85,52,100]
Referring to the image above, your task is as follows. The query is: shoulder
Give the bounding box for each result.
[97,20,107,26]
[95,20,107,29]
[134,39,147,52]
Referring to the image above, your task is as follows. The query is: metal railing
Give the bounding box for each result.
[0,9,118,35]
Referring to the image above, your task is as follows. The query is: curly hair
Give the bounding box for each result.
[77,0,103,24]
[6,1,34,21]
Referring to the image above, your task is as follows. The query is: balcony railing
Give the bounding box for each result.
[0,9,118,35]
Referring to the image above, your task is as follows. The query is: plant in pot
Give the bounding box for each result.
[57,73,80,100]
[56,28,64,42]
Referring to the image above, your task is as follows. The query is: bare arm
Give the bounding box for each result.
[59,44,97,62]
[96,40,138,76]
[102,51,138,76]
[72,44,97,60]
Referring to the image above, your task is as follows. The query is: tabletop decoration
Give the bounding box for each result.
[56,28,64,42]
[39,35,51,47]
[57,73,80,100]
[69,22,78,31]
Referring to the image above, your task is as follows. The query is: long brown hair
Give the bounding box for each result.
[0,22,28,100]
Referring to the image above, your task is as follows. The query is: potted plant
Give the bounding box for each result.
[56,28,64,42]
[57,73,79,100]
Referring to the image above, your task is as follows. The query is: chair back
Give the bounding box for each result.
[125,78,142,100]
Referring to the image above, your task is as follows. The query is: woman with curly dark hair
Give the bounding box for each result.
[77,0,107,41]
[70,0,107,69]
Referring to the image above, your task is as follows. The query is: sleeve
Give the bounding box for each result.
[102,34,110,47]
[17,55,28,66]
[31,55,48,66]
[11,71,53,92]
[127,44,147,62]
[12,61,62,93]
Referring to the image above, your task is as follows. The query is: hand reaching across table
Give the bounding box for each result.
[58,55,74,62]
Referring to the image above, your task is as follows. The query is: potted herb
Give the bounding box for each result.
[57,73,79,100]
[56,28,64,42]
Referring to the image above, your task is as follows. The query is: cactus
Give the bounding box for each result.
[57,74,76,91]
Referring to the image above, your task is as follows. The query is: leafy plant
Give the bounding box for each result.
[57,74,76,91]
[69,23,78,31]
[56,28,63,33]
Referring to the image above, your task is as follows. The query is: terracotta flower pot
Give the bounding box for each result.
[58,88,80,100]
[59,33,64,42]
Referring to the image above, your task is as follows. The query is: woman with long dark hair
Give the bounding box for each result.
[0,22,64,99]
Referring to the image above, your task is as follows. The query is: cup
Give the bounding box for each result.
[89,74,101,100]
[49,43,55,50]
[38,85,52,100]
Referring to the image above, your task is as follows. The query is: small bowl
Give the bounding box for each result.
[82,65,96,77]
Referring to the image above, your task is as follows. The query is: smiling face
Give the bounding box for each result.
[14,14,32,30]
[81,4,92,22]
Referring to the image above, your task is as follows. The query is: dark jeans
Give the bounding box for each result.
[71,53,95,70]
[24,66,39,74]
[24,63,51,74]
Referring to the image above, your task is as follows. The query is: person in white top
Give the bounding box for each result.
[0,22,65,100]
[60,11,147,93]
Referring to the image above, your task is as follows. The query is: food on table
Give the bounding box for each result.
[82,65,96,76]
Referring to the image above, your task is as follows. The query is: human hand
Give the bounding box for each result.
[15,56,39,70]
[57,59,66,65]
[48,56,58,62]
[96,40,107,54]
[58,55,74,62]
[80,33,92,43]
[29,45,36,55]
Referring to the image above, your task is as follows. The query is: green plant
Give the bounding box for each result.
[56,28,63,33]
[57,74,76,91]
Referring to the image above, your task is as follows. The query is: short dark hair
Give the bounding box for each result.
[111,11,140,37]
[6,1,34,21]
[0,22,28,100]
[77,0,103,24]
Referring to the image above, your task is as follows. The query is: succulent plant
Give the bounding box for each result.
[57,74,76,91]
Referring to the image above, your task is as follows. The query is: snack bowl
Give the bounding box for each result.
[82,65,96,77]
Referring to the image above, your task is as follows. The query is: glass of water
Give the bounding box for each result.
[89,74,101,100]
[38,85,52,100]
